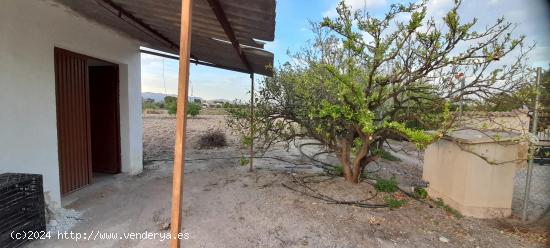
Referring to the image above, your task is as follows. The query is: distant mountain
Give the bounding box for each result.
[188,96,203,103]
[142,92,204,103]
[142,92,175,102]
[207,99,231,103]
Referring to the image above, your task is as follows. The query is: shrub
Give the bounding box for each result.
[374,177,399,193]
[331,165,345,177]
[142,101,159,111]
[239,157,249,166]
[165,97,177,115]
[187,102,201,117]
[142,97,162,111]
[384,195,406,209]
[164,97,202,117]
[414,187,428,199]
[197,130,227,149]
[434,198,462,219]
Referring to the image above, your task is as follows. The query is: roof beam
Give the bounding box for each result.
[95,0,179,49]
[140,49,250,74]
[205,0,253,73]
[191,59,250,74]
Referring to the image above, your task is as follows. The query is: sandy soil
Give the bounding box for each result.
[28,115,548,248]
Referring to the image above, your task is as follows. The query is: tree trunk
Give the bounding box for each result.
[337,140,370,184]
[338,139,354,182]
[338,139,372,184]
[351,142,369,184]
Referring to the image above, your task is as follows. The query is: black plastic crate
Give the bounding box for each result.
[0,173,46,248]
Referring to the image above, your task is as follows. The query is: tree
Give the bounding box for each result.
[227,0,531,183]
[187,102,202,117]
[476,66,549,112]
[142,98,159,111]
[164,96,202,117]
[164,96,177,115]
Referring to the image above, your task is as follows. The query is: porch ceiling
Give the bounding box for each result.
[55,0,275,76]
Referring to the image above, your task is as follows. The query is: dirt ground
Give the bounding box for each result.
[28,115,548,247]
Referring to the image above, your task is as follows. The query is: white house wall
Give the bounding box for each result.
[0,0,143,208]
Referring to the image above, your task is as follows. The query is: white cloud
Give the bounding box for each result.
[406,0,549,68]
[456,0,549,67]
[349,0,386,8]
[424,0,454,20]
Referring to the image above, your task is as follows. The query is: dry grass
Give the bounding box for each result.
[197,129,227,149]
[200,108,227,115]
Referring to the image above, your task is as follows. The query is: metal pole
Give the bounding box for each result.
[249,73,255,172]
[454,71,465,115]
[522,67,541,221]
[170,0,192,247]
[459,76,465,115]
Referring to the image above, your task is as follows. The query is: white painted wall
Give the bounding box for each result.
[0,0,143,208]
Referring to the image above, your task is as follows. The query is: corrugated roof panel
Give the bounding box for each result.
[54,0,275,76]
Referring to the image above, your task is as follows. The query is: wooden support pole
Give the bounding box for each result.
[249,73,255,172]
[170,0,192,247]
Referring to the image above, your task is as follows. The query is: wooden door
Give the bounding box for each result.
[54,48,92,195]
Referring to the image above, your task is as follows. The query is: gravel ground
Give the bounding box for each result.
[27,115,548,247]
[512,165,550,220]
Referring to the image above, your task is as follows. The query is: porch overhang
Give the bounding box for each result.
[52,1,275,247]
[55,0,275,76]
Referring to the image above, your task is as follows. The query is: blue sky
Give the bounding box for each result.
[141,0,550,100]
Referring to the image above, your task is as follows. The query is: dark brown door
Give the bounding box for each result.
[54,48,92,195]
[89,66,121,174]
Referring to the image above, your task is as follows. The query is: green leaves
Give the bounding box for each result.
[408,10,426,32]
[384,195,407,209]
[375,177,399,193]
[187,102,201,117]
[379,121,437,149]
[443,9,459,33]
[414,187,428,199]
